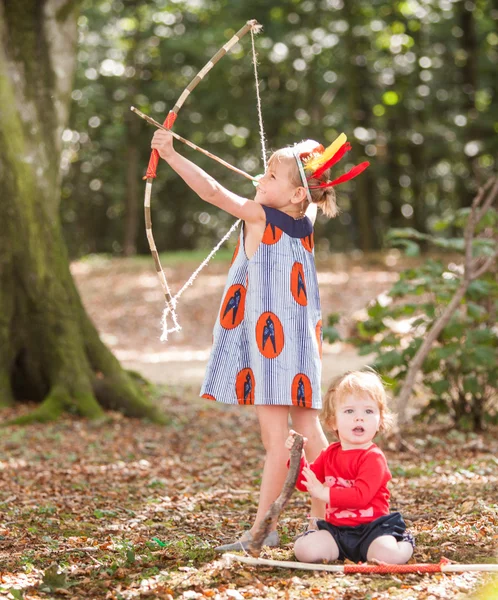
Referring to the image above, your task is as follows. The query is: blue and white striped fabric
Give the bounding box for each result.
[200,206,322,409]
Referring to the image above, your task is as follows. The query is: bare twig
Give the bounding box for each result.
[247,434,303,557]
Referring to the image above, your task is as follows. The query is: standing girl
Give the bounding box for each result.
[151,129,368,551]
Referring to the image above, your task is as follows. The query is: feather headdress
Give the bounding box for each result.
[300,133,370,189]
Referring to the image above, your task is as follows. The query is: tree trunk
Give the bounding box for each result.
[123,109,140,257]
[0,0,163,424]
[342,0,378,251]
[456,1,478,211]
[122,19,144,258]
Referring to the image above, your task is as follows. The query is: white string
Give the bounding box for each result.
[160,219,241,340]
[251,28,267,170]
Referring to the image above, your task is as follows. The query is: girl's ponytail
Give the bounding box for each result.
[307,171,338,218]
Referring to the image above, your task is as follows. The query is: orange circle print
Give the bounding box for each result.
[219,284,246,329]
[202,393,216,401]
[262,223,283,245]
[315,319,323,359]
[230,238,240,265]
[235,368,255,405]
[301,233,315,253]
[292,373,313,408]
[256,312,284,359]
[291,262,308,306]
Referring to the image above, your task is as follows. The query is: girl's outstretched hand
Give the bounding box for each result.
[285,429,308,451]
[151,129,175,160]
[302,467,329,502]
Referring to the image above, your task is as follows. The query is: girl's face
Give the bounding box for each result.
[254,157,304,212]
[332,394,381,450]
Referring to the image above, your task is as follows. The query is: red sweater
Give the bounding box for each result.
[296,442,391,527]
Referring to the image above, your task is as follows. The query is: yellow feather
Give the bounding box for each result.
[304,133,347,172]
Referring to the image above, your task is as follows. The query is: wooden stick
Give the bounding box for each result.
[248,434,304,557]
[130,106,259,183]
[224,553,498,574]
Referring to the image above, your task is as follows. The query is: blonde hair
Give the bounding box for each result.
[267,140,338,218]
[321,370,395,435]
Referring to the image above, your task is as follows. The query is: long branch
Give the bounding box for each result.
[396,282,469,423]
[247,434,303,557]
[396,177,498,423]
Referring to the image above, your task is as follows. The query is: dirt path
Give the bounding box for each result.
[120,346,371,388]
[73,255,397,387]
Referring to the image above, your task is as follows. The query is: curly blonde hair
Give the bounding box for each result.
[321,370,395,435]
[267,140,338,218]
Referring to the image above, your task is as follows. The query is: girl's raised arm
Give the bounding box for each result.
[151,130,265,224]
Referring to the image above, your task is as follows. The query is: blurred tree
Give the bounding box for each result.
[61,0,497,256]
[0,0,161,423]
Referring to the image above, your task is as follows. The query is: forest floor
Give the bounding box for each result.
[1,252,497,599]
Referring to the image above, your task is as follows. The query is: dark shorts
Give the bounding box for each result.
[316,512,415,563]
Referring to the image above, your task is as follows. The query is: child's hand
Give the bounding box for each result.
[285,429,308,451]
[302,467,329,503]
[151,130,175,160]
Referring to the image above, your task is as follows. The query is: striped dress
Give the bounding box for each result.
[200,205,322,409]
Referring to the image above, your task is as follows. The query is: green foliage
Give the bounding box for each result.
[347,219,498,431]
[323,312,342,344]
[61,0,498,256]
[42,563,67,591]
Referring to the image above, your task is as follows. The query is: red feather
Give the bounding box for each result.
[328,161,370,186]
[309,161,370,189]
[307,142,351,181]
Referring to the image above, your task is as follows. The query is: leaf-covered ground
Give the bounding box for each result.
[1,388,497,600]
[1,254,497,598]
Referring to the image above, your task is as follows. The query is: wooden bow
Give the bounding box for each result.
[140,19,262,339]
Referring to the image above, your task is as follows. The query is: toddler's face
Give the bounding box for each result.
[254,157,300,209]
[332,393,381,450]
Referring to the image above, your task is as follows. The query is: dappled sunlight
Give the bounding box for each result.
[0,572,40,595]
[383,315,421,334]
[74,257,401,359]
[136,273,164,289]
[317,270,398,286]
[70,256,401,387]
[0,405,496,598]
[116,347,212,363]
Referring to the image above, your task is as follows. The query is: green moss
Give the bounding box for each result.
[1,31,162,422]
[5,393,64,425]
[0,373,14,407]
[3,383,104,425]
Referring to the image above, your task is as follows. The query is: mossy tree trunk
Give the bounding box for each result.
[0,0,163,424]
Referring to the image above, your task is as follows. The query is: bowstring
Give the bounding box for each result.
[251,27,267,170]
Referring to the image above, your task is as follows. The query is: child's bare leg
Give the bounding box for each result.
[366,535,414,564]
[294,530,339,563]
[290,407,328,519]
[250,406,291,534]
